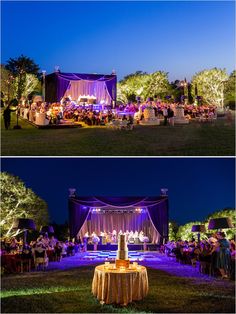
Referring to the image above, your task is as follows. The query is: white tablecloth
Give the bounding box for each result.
[35,113,49,126]
[23,109,29,119]
[92,264,148,305]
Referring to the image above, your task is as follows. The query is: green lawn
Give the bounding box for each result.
[1,114,235,156]
[1,265,235,313]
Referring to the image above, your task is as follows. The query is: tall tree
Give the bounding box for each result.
[118,71,149,102]
[0,172,49,238]
[5,55,40,100]
[206,208,235,239]
[191,68,229,109]
[117,70,170,102]
[15,74,40,99]
[144,71,170,99]
[0,65,16,104]
[224,70,236,108]
[176,221,202,241]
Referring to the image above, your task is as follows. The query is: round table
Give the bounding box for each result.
[92,264,148,305]
[35,112,49,126]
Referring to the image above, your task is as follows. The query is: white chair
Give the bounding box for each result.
[33,247,48,270]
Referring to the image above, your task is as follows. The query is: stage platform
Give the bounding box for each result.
[19,117,82,129]
[86,243,158,251]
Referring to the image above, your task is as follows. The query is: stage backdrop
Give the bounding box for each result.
[45,72,117,104]
[68,196,169,244]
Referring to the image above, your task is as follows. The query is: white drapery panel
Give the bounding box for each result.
[63,80,111,104]
[79,211,160,243]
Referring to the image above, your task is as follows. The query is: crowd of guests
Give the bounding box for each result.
[120,101,218,121]
[164,232,235,280]
[1,233,84,272]
[1,231,235,280]
[13,98,221,127]
[18,101,118,126]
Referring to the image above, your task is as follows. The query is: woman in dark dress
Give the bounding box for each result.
[211,232,231,279]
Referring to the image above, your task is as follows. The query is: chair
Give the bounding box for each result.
[34,247,48,270]
[119,120,128,130]
[19,252,32,272]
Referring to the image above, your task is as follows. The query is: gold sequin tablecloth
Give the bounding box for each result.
[92,264,149,305]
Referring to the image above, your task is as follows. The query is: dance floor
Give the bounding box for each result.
[80,250,161,261]
[46,252,213,280]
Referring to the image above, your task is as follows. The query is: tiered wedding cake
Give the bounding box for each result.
[115,234,130,268]
[174,106,189,124]
[139,107,160,125]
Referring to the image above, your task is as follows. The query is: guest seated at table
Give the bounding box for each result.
[9,237,19,252]
[49,235,57,248]
[127,115,134,130]
[189,243,201,267]
[61,241,68,257]
[199,242,212,274]
[34,241,48,270]
[66,241,75,256]
[54,242,62,262]
[21,243,32,260]
[42,233,50,248]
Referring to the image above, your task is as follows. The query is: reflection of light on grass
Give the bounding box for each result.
[1,286,84,298]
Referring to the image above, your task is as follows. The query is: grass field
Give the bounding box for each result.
[1,264,235,313]
[1,114,235,156]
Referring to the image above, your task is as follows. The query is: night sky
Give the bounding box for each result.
[1,1,234,81]
[1,158,235,225]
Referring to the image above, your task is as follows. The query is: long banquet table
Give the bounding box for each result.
[92,264,148,305]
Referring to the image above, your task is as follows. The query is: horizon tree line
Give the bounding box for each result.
[1,55,235,109]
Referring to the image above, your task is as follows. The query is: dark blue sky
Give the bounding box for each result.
[1,158,235,225]
[1,1,234,81]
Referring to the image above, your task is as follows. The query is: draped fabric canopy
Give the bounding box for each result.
[68,196,169,244]
[45,72,117,104]
[79,210,161,244]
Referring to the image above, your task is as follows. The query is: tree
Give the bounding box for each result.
[117,70,170,103]
[224,70,236,109]
[118,71,149,102]
[116,83,129,104]
[191,68,229,109]
[5,55,40,76]
[0,172,49,238]
[0,65,17,104]
[176,221,202,241]
[121,71,148,83]
[168,221,179,241]
[5,55,40,100]
[175,207,235,241]
[144,71,170,99]
[205,208,235,239]
[15,73,40,99]
[168,80,182,102]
